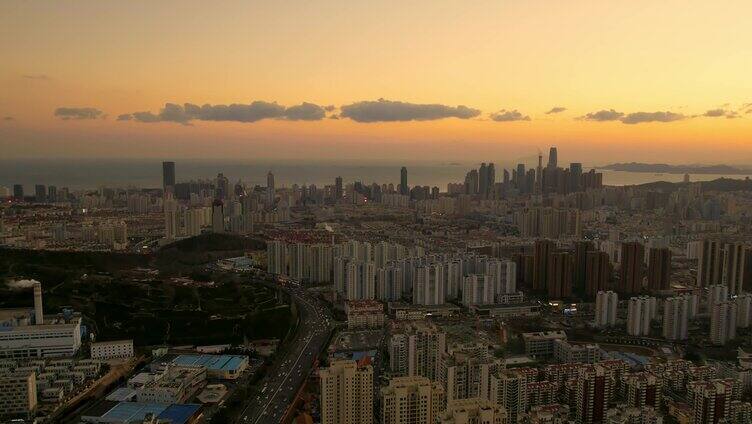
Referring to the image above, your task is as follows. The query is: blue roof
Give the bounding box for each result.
[172,354,247,371]
[101,402,168,422]
[157,404,201,424]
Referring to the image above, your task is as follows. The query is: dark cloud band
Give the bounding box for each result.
[54,107,104,120]
[339,99,480,122]
[120,101,326,124]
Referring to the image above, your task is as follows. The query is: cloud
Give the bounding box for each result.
[324,105,336,112]
[54,107,104,120]
[283,102,326,121]
[545,106,566,114]
[23,74,50,81]
[577,109,624,121]
[620,111,686,124]
[123,101,328,124]
[339,99,480,122]
[489,109,531,122]
[703,108,739,119]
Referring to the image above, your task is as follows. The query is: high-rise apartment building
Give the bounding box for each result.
[625,372,661,408]
[266,171,275,207]
[546,252,573,299]
[576,364,611,424]
[439,350,493,403]
[710,301,737,346]
[533,240,555,292]
[489,369,527,423]
[319,360,373,424]
[388,321,446,381]
[162,161,176,194]
[413,264,446,306]
[380,376,445,424]
[627,296,657,336]
[211,199,225,233]
[647,247,671,291]
[585,251,612,298]
[400,167,408,196]
[594,291,618,328]
[619,242,645,294]
[663,295,694,341]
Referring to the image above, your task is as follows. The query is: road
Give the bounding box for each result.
[238,278,333,424]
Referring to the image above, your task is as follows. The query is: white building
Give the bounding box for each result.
[595,291,618,328]
[736,293,752,328]
[710,301,737,346]
[627,296,657,337]
[388,321,446,381]
[0,371,37,419]
[0,283,82,358]
[413,264,446,306]
[90,340,134,360]
[319,360,373,424]
[663,296,692,341]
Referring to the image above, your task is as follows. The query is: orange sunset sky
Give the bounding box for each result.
[1,0,751,165]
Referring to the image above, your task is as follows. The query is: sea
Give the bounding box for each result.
[1,159,750,192]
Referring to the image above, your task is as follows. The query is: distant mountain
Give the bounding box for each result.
[636,177,752,192]
[600,162,752,175]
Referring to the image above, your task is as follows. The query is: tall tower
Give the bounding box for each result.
[162,161,175,195]
[335,176,343,200]
[400,167,408,196]
[266,171,275,207]
[535,153,543,194]
[211,199,225,233]
[33,282,44,325]
[620,242,645,294]
[547,147,558,169]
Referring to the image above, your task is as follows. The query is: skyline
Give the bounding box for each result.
[2,1,752,163]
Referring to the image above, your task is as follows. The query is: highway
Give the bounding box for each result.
[238,278,333,424]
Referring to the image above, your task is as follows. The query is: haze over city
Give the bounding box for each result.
[4,3,752,424]
[1,1,752,163]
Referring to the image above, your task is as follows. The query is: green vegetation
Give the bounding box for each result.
[0,236,292,348]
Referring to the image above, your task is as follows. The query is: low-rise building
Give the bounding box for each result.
[90,339,134,360]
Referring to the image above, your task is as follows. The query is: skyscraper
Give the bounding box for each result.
[266,171,275,207]
[585,251,613,298]
[547,146,558,169]
[211,199,225,233]
[647,247,672,291]
[34,184,46,203]
[400,167,408,196]
[162,161,175,194]
[574,240,595,294]
[619,242,645,294]
[533,239,555,292]
[319,360,373,424]
[13,184,23,201]
[335,176,343,200]
[546,252,573,299]
[569,162,583,192]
